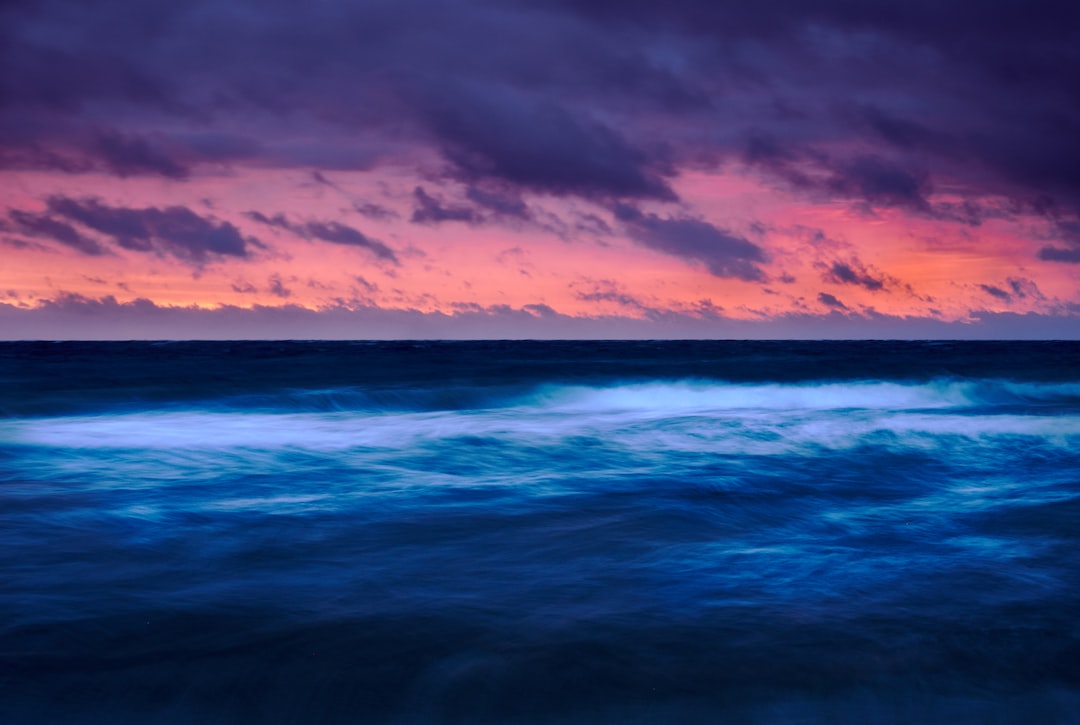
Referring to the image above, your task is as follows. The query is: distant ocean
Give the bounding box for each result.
[2,341,1079,724]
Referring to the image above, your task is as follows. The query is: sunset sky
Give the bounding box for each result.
[2,0,1079,338]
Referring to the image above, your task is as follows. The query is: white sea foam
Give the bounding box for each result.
[3,380,1078,466]
[530,380,971,413]
[530,379,1080,414]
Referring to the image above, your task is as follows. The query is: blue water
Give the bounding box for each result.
[2,341,1079,723]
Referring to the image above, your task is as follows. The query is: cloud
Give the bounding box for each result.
[614,204,767,280]
[5,293,1077,341]
[301,221,396,262]
[1038,246,1080,264]
[267,273,292,298]
[176,132,262,163]
[410,186,479,225]
[0,125,258,179]
[6,196,257,263]
[818,292,848,310]
[7,208,109,255]
[979,277,1046,302]
[353,276,379,293]
[825,156,931,213]
[416,81,676,201]
[91,130,189,179]
[353,202,398,221]
[1006,277,1044,300]
[3,0,1080,252]
[243,211,290,230]
[821,258,894,292]
[979,283,1012,302]
[409,184,535,228]
[465,186,530,220]
[860,105,951,153]
[522,303,558,318]
[41,196,254,264]
[743,140,933,214]
[572,278,659,316]
[245,211,398,264]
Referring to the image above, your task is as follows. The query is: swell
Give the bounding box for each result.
[4,377,1080,421]
[4,339,1080,417]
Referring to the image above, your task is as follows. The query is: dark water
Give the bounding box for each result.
[2,341,1079,723]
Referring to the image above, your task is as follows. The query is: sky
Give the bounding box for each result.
[2,0,1079,339]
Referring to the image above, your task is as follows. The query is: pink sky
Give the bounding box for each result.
[3,165,1076,336]
[3,0,1079,338]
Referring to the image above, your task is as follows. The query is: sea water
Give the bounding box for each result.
[1,341,1078,723]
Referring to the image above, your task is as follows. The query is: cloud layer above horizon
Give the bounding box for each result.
[2,0,1079,337]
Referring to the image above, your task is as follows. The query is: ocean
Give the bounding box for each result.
[1,341,1079,723]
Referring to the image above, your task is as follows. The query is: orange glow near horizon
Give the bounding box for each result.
[2,166,1077,324]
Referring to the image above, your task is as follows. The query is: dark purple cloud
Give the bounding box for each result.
[177,132,261,163]
[245,211,397,263]
[822,258,893,292]
[572,278,659,316]
[1037,221,1080,263]
[576,288,651,309]
[7,208,108,255]
[7,196,257,263]
[980,277,1046,302]
[8,292,1077,340]
[0,125,261,178]
[980,284,1013,302]
[614,204,767,281]
[91,130,189,179]
[353,202,398,222]
[742,140,934,214]
[1038,246,1080,264]
[1006,277,1044,300]
[825,157,932,214]
[818,292,848,310]
[2,0,1080,251]
[858,105,951,154]
[409,185,535,227]
[267,273,292,298]
[411,186,479,225]
[415,81,676,201]
[465,186,530,220]
[300,221,395,262]
[42,196,253,264]
[243,211,290,231]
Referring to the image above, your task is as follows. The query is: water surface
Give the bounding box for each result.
[2,341,1079,723]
